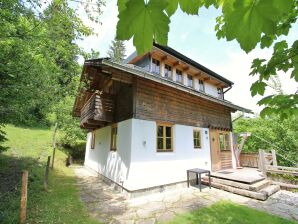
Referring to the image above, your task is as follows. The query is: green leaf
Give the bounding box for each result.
[166,0,203,17]
[166,0,178,17]
[117,0,129,12]
[222,0,294,52]
[260,107,274,118]
[116,0,170,54]
[260,35,275,49]
[250,81,267,96]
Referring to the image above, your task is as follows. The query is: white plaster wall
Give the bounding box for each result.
[204,82,218,97]
[126,119,211,190]
[84,119,132,185]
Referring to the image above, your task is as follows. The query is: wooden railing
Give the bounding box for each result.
[80,93,114,128]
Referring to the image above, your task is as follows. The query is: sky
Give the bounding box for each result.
[76,0,298,114]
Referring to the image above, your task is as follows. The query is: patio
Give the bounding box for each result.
[74,166,298,224]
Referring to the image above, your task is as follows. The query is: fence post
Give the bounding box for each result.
[44,156,51,191]
[271,149,277,167]
[259,149,267,177]
[19,170,28,224]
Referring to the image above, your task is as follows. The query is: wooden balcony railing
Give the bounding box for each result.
[80,93,114,129]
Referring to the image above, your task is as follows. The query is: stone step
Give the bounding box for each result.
[259,184,280,197]
[202,177,270,191]
[250,179,271,192]
[203,180,267,201]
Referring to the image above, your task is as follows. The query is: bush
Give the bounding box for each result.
[61,141,86,160]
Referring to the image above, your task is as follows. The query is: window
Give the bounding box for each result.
[219,133,230,151]
[217,87,223,99]
[164,64,172,78]
[199,79,204,92]
[151,58,160,75]
[193,130,201,149]
[91,131,95,149]
[187,74,193,87]
[176,69,183,83]
[110,124,117,151]
[157,123,173,152]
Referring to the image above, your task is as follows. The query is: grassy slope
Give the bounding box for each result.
[0,125,99,224]
[167,201,294,224]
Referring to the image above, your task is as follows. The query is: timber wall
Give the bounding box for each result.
[134,78,232,129]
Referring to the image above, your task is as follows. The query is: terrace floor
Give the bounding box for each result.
[74,166,298,224]
[210,167,265,184]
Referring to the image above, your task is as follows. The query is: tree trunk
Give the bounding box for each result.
[51,122,58,169]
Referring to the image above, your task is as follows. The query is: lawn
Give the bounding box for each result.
[0,125,99,224]
[166,201,294,224]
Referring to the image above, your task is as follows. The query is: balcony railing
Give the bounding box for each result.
[80,93,114,129]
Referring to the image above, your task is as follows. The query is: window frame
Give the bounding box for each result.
[198,79,205,92]
[219,132,231,151]
[187,74,193,87]
[110,124,118,151]
[193,129,202,149]
[156,123,173,152]
[217,87,223,99]
[151,58,160,75]
[164,64,172,79]
[91,131,95,149]
[176,69,183,83]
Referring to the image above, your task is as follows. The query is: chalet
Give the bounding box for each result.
[73,43,250,192]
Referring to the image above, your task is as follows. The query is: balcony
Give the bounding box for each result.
[80,93,115,129]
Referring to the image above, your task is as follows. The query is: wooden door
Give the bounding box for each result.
[210,129,221,171]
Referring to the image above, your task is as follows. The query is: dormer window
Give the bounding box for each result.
[164,64,172,78]
[217,87,223,99]
[176,69,182,83]
[199,79,204,92]
[187,75,193,87]
[151,58,160,75]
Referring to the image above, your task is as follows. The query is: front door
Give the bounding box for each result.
[210,129,233,171]
[210,129,221,171]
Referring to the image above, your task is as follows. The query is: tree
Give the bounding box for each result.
[0,0,102,151]
[234,116,298,167]
[115,0,298,118]
[107,38,126,63]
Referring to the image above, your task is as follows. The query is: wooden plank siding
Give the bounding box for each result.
[134,77,233,129]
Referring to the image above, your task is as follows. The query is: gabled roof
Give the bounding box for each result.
[153,43,234,86]
[125,43,234,87]
[79,58,251,114]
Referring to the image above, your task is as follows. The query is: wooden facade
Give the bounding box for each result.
[134,77,233,129]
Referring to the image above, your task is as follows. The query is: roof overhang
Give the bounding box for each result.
[73,59,251,114]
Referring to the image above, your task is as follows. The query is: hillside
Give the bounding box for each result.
[0,125,98,224]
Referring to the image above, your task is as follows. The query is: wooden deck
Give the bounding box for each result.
[210,168,265,184]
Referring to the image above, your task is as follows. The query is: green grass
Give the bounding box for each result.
[0,124,99,224]
[166,201,294,224]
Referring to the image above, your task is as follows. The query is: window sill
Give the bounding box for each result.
[156,150,174,153]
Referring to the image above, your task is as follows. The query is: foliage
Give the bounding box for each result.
[115,0,298,118]
[0,125,98,223]
[47,94,86,146]
[167,201,294,224]
[0,0,102,149]
[234,116,298,166]
[107,37,126,63]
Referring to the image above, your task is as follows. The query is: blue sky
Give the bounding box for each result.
[77,0,298,114]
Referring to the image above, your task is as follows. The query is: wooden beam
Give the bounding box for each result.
[183,65,190,71]
[172,61,180,67]
[161,55,167,61]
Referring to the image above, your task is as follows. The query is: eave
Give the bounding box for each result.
[81,59,251,114]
